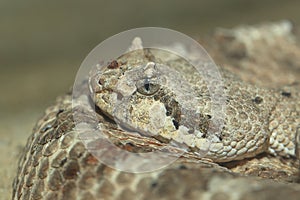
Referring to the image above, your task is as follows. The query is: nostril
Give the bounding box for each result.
[98,77,105,85]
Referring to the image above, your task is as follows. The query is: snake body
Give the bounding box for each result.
[89,47,299,162]
[13,21,300,200]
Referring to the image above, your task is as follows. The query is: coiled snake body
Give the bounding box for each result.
[13,22,300,200]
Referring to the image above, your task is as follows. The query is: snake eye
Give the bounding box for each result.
[136,78,160,96]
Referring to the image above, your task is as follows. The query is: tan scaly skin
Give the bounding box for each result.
[90,47,299,162]
[13,21,300,200]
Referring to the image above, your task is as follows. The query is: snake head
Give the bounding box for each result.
[88,50,167,120]
[88,49,211,139]
[87,47,275,162]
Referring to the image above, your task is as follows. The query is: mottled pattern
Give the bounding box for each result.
[13,21,300,200]
[90,47,299,162]
[12,94,300,200]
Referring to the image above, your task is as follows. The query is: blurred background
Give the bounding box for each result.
[1,0,300,198]
[2,0,300,118]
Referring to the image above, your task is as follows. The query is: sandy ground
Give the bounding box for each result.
[0,65,76,199]
[0,113,37,199]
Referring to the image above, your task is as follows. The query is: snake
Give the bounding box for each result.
[12,21,300,200]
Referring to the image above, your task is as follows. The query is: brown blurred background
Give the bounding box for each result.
[2,0,300,116]
[1,0,300,198]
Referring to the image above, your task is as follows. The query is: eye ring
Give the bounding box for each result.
[136,78,160,96]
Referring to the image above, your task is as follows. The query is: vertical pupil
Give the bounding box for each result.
[145,83,150,91]
[144,79,151,91]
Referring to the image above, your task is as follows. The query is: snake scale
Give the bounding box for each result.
[13,21,300,200]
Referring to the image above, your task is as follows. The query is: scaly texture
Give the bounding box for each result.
[13,21,300,200]
[90,46,299,162]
